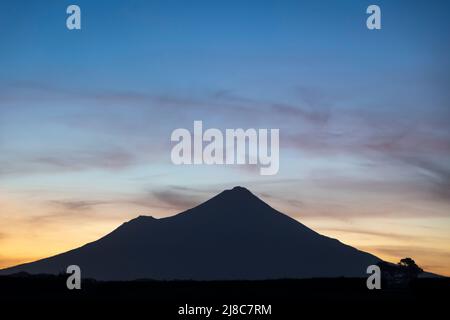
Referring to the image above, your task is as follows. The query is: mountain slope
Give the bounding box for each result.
[0,187,380,280]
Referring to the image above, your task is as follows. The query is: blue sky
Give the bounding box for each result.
[0,0,449,275]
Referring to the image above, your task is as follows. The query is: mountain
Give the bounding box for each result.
[0,186,380,280]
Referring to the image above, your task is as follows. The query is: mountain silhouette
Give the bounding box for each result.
[0,186,380,280]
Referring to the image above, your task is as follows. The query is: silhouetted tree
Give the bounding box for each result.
[398,257,423,277]
[377,257,424,288]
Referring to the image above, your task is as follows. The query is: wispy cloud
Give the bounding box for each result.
[398,157,450,201]
[48,200,110,211]
[151,189,204,210]
[0,147,141,177]
[319,227,413,241]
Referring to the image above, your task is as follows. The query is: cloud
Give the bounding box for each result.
[37,149,135,170]
[258,192,304,208]
[0,148,139,177]
[151,189,204,210]
[0,81,338,127]
[270,103,330,125]
[48,200,109,211]
[318,227,413,241]
[295,85,343,109]
[397,157,450,201]
[372,245,450,259]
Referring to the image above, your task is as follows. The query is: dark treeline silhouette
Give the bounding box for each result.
[0,272,449,317]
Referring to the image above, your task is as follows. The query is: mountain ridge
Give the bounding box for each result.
[0,186,380,280]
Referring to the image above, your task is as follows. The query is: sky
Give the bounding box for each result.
[0,0,449,276]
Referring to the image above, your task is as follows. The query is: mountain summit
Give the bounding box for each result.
[0,187,379,280]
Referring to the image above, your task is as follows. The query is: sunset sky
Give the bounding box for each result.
[1,0,449,276]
